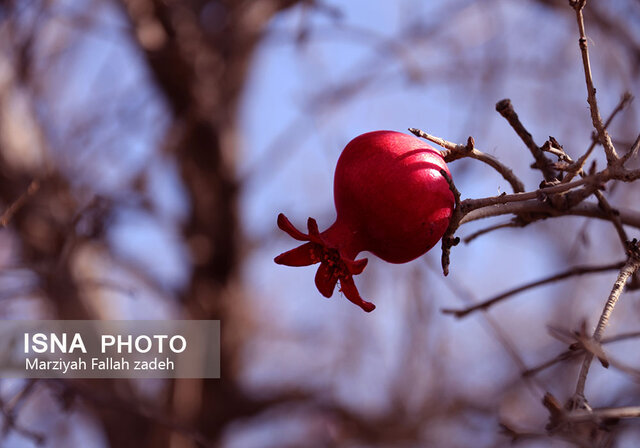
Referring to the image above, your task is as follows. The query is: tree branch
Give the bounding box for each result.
[524,327,640,379]
[569,0,619,164]
[562,92,632,183]
[495,98,557,182]
[572,241,640,407]
[442,261,625,318]
[408,128,525,193]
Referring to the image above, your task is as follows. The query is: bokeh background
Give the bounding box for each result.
[0,0,639,447]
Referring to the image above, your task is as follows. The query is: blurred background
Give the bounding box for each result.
[0,0,639,446]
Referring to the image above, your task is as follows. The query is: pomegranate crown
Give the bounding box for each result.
[274,213,374,312]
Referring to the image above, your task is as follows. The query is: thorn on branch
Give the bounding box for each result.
[465,136,474,151]
[544,392,567,432]
[539,179,561,189]
[562,322,610,368]
[541,137,573,163]
[568,0,586,11]
[625,238,640,260]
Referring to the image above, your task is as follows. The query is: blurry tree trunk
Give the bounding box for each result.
[0,176,155,447]
[118,0,301,445]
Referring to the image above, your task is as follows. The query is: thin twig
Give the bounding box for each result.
[523,350,575,378]
[541,138,573,162]
[0,381,44,445]
[570,0,619,164]
[426,260,546,397]
[560,97,631,251]
[463,220,522,244]
[592,189,628,250]
[459,199,640,229]
[440,165,640,274]
[572,241,640,407]
[410,124,640,277]
[4,379,38,415]
[499,422,547,443]
[545,393,640,439]
[409,128,525,193]
[462,174,596,211]
[563,92,632,183]
[565,405,640,423]
[439,169,461,276]
[621,133,640,165]
[495,98,557,182]
[442,261,624,318]
[547,322,609,368]
[0,180,40,227]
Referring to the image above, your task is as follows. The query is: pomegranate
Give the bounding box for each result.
[275,130,454,312]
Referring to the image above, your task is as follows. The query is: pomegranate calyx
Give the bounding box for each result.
[274,213,374,312]
[339,275,375,313]
[277,213,317,242]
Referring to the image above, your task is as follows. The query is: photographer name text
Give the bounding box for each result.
[23,332,186,373]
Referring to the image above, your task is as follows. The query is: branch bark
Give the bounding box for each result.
[572,243,640,407]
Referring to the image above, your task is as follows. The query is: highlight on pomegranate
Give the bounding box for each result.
[275,131,454,311]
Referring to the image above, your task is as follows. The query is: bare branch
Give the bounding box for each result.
[463,220,522,244]
[0,381,44,445]
[592,189,628,250]
[436,159,640,275]
[569,0,619,164]
[572,241,640,407]
[0,180,39,228]
[566,405,640,423]
[563,92,633,183]
[460,198,640,229]
[462,175,596,211]
[522,331,640,376]
[408,127,525,193]
[541,137,573,163]
[442,261,624,318]
[439,169,461,276]
[621,133,640,165]
[495,98,557,182]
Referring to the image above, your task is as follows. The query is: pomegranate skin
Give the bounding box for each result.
[333,131,454,263]
[275,130,454,312]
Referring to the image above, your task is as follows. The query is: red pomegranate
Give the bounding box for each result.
[275,131,454,312]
